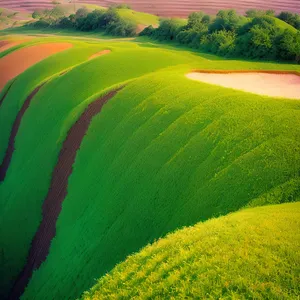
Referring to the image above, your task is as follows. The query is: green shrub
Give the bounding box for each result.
[278,30,300,62]
[209,9,241,32]
[152,18,184,41]
[201,30,236,55]
[139,25,155,36]
[32,9,43,19]
[106,18,137,37]
[33,18,51,28]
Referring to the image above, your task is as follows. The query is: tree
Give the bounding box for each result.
[246,9,275,18]
[187,12,204,28]
[75,7,88,19]
[49,6,65,20]
[200,30,236,55]
[278,30,300,62]
[106,18,136,36]
[209,10,241,32]
[186,11,210,30]
[32,10,43,19]
[153,19,184,41]
[235,16,279,59]
[57,16,74,28]
[78,9,105,31]
[139,25,155,36]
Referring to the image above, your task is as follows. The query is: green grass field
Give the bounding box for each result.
[118,8,159,26]
[83,202,300,299]
[0,31,299,300]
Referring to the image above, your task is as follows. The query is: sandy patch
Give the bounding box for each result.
[186,71,300,99]
[0,42,73,91]
[89,49,111,60]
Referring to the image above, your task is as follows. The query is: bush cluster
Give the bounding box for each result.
[30,6,137,37]
[140,9,300,63]
[278,11,300,30]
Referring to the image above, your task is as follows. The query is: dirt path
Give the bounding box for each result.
[0,80,14,107]
[0,42,72,91]
[8,87,123,300]
[0,82,46,182]
[186,71,300,99]
[89,49,111,60]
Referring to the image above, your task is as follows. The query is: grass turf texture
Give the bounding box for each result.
[82,202,300,299]
[0,35,299,299]
[117,8,159,26]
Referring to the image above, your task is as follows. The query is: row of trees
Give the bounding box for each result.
[140,9,300,63]
[30,6,137,37]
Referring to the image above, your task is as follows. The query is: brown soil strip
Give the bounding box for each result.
[186,71,300,99]
[0,82,46,182]
[0,40,10,49]
[0,39,31,53]
[8,87,123,300]
[0,80,14,107]
[0,42,73,91]
[89,49,111,60]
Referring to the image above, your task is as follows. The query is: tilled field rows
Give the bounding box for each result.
[0,0,299,16]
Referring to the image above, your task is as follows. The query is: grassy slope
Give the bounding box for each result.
[272,17,298,33]
[0,36,299,299]
[0,40,200,298]
[57,4,159,27]
[0,37,121,297]
[117,8,159,26]
[17,59,300,298]
[82,202,300,299]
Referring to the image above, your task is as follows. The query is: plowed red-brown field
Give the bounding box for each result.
[0,42,72,90]
[0,39,32,53]
[0,0,299,16]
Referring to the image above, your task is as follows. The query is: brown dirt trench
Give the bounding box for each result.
[8,87,123,299]
[0,83,46,181]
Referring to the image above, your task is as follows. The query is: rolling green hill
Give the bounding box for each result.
[272,16,298,32]
[0,36,299,299]
[117,8,159,26]
[82,202,300,299]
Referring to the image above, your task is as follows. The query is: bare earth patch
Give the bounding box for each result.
[0,42,73,91]
[89,49,111,60]
[8,87,123,300]
[0,39,32,53]
[186,71,300,100]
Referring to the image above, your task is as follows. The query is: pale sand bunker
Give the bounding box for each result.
[89,49,111,60]
[186,71,300,99]
[0,42,73,91]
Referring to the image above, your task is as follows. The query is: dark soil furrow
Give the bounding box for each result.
[8,88,122,300]
[0,80,14,107]
[0,82,46,182]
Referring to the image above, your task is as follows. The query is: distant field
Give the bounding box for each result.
[0,0,299,16]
